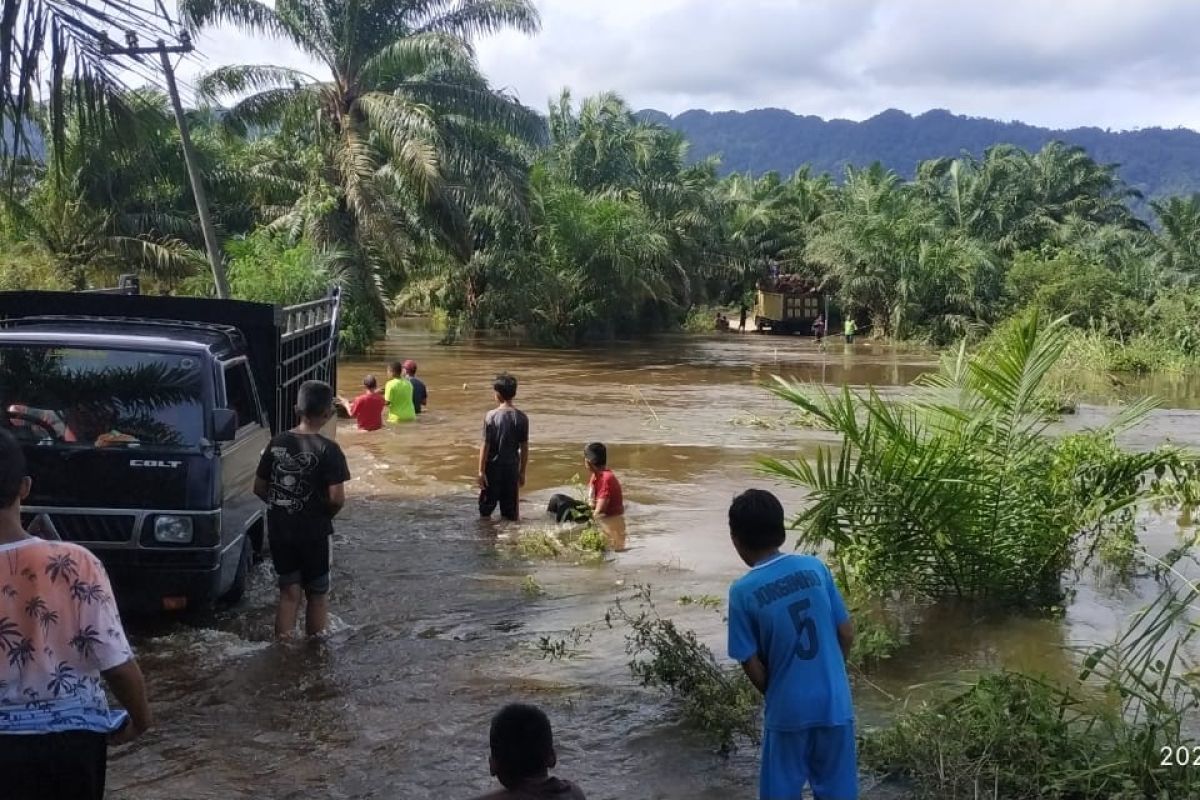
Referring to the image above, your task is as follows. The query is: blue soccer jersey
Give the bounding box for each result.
[728,553,854,731]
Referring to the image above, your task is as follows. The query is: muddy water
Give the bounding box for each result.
[109,325,1200,800]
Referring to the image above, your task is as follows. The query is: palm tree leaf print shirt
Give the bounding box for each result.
[0,538,133,734]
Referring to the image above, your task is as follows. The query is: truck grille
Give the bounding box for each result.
[20,513,134,544]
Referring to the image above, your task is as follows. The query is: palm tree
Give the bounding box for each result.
[762,313,1188,604]
[1151,194,1200,277]
[805,163,932,336]
[0,92,218,289]
[180,0,544,315]
[0,1,178,169]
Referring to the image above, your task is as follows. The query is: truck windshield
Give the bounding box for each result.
[0,345,205,449]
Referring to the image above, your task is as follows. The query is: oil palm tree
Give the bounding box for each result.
[179,0,544,313]
[0,90,227,289]
[762,312,1189,604]
[0,1,179,169]
[1151,194,1200,277]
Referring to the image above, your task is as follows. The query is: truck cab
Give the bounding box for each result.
[0,286,339,613]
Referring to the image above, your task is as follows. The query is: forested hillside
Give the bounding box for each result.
[640,107,1200,203]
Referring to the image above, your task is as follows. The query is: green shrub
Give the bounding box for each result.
[0,242,69,291]
[609,585,761,753]
[226,233,343,306]
[762,313,1197,606]
[862,586,1200,799]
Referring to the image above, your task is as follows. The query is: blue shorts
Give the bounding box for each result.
[760,723,858,800]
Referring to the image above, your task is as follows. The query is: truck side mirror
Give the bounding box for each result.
[212,409,238,442]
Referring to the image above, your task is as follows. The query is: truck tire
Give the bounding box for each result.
[221,537,253,605]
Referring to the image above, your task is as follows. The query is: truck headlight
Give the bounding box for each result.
[154,516,194,544]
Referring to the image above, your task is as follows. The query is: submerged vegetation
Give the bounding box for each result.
[763,313,1200,607]
[609,585,761,752]
[865,584,1200,799]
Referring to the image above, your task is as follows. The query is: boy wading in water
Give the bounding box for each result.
[471,703,586,799]
[0,429,152,800]
[384,360,416,423]
[584,442,627,551]
[479,374,529,522]
[727,489,858,800]
[255,381,351,639]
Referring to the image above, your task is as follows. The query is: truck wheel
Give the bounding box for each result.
[221,537,253,605]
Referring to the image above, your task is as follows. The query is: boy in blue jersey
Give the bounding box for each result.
[726,489,857,800]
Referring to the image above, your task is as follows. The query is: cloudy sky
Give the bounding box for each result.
[169,0,1200,132]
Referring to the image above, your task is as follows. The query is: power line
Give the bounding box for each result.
[102,30,231,299]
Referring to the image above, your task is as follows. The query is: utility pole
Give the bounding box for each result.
[103,31,231,299]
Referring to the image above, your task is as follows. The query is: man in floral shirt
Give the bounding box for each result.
[0,429,152,799]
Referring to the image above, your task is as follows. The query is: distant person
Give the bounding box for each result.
[726,489,857,800]
[339,374,385,432]
[738,305,748,332]
[714,311,724,331]
[0,429,152,800]
[844,316,857,344]
[403,360,428,415]
[254,380,351,639]
[812,314,826,343]
[469,703,586,800]
[384,361,416,423]
[478,374,528,522]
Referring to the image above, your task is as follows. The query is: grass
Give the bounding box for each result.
[862,581,1200,799]
[507,524,610,562]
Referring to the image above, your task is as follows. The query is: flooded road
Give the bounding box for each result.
[109,325,1200,799]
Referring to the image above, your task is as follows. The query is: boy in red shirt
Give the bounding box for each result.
[584,442,626,550]
[339,374,385,432]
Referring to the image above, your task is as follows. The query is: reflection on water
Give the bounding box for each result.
[109,324,1199,799]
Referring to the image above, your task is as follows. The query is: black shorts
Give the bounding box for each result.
[0,730,107,800]
[479,461,520,521]
[268,518,332,593]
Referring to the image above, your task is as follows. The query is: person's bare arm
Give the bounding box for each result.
[253,476,269,502]
[103,659,152,744]
[477,442,490,489]
[518,442,529,488]
[327,483,346,517]
[837,619,855,661]
[740,655,768,696]
[593,497,610,517]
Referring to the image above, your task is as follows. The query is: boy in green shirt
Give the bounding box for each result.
[384,361,416,423]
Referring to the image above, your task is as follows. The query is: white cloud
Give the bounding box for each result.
[161,0,1200,131]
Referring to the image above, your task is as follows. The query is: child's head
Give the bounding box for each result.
[493,373,518,403]
[403,359,417,376]
[728,489,786,565]
[363,374,378,391]
[296,380,336,423]
[389,361,404,378]
[583,442,607,473]
[0,429,30,512]
[488,703,556,788]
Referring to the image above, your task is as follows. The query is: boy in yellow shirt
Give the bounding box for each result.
[383,361,416,423]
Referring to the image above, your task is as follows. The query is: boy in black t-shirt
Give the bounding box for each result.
[478,374,529,521]
[254,380,351,639]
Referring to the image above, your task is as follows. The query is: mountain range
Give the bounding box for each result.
[637,107,1200,202]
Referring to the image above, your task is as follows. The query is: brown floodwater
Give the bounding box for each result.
[108,324,1200,799]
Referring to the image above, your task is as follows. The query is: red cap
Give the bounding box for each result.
[403,359,417,373]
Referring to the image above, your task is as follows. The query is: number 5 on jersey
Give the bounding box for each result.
[788,598,820,660]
